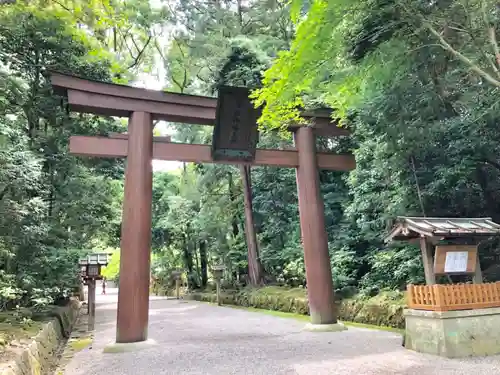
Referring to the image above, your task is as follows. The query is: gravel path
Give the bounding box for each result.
[62,289,500,375]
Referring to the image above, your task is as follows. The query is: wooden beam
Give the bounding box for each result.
[51,72,216,109]
[69,136,356,171]
[108,132,171,142]
[67,90,348,135]
[51,72,350,137]
[68,90,216,125]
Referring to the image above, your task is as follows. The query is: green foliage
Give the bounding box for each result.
[0,2,124,311]
[101,249,120,283]
[339,290,406,328]
[0,282,24,311]
[213,37,271,91]
[359,245,424,294]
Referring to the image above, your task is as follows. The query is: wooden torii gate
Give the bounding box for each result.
[50,72,356,344]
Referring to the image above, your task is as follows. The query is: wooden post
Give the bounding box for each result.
[216,280,221,306]
[473,253,483,284]
[212,266,225,306]
[420,237,436,285]
[116,112,153,343]
[79,283,85,302]
[175,278,181,299]
[88,279,96,331]
[87,284,91,315]
[294,127,337,325]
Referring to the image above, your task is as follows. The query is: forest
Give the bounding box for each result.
[2,0,500,313]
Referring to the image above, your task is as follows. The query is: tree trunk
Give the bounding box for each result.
[194,238,201,282]
[228,171,239,237]
[48,164,55,218]
[182,232,196,289]
[113,27,117,52]
[236,0,243,28]
[240,165,263,285]
[28,48,40,140]
[199,240,208,287]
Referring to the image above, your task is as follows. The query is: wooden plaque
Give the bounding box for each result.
[434,245,478,275]
[211,86,259,162]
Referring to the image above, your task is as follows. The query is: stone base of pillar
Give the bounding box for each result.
[103,339,157,354]
[303,322,347,332]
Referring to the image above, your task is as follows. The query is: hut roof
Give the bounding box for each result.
[385,217,500,242]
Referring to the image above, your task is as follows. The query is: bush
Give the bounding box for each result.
[0,247,85,312]
[187,286,406,329]
[339,290,406,328]
[360,245,424,291]
[101,248,120,283]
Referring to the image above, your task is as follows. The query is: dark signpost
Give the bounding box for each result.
[211,86,259,162]
[79,253,111,330]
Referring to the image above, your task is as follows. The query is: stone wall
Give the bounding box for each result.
[405,307,500,357]
[0,299,80,375]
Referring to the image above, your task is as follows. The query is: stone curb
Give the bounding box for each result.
[0,299,80,375]
[53,304,93,375]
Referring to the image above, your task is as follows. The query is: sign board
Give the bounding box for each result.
[211,86,259,162]
[444,251,468,273]
[212,264,226,280]
[434,245,478,275]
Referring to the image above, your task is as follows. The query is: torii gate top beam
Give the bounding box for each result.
[50,72,350,138]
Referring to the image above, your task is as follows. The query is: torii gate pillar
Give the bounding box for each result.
[295,126,337,325]
[116,111,153,343]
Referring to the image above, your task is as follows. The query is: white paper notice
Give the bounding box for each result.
[444,251,468,273]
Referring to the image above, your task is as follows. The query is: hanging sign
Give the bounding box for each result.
[211,86,259,162]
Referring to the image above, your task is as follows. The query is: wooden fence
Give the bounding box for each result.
[407,282,500,311]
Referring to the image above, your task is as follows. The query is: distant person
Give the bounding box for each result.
[101,277,106,295]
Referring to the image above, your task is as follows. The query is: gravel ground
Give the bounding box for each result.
[62,289,500,375]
